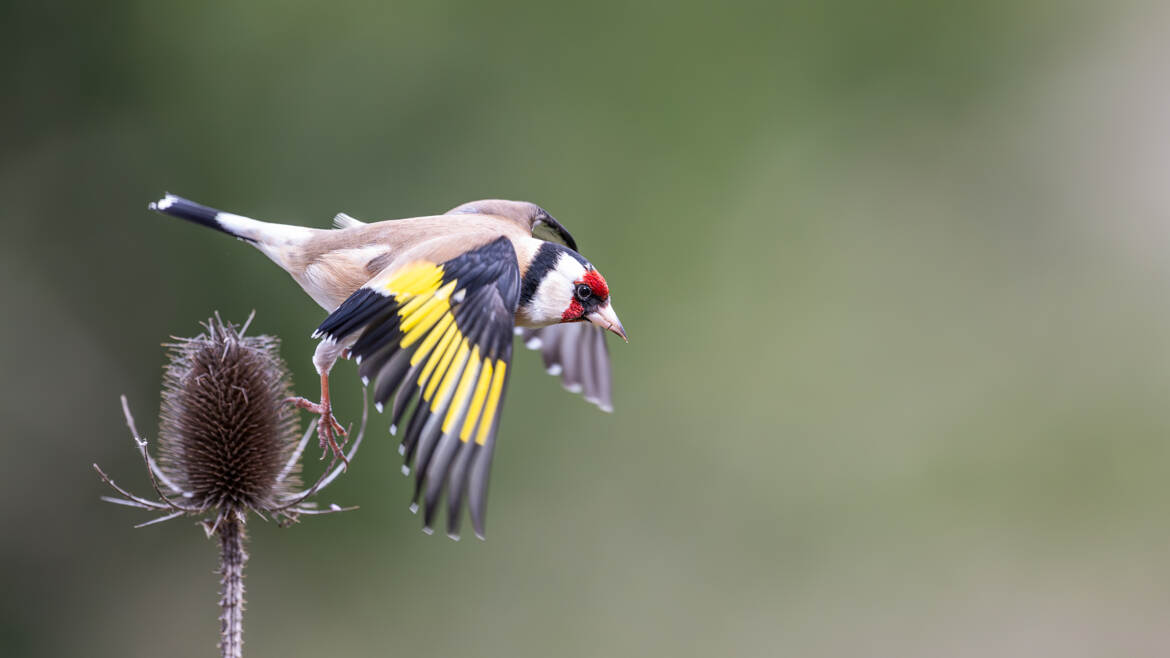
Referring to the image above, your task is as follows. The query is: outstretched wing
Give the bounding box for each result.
[314,237,520,539]
[518,324,613,413]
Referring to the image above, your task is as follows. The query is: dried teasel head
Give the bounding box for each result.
[98,311,366,658]
[95,313,362,528]
[157,315,301,516]
[95,314,363,658]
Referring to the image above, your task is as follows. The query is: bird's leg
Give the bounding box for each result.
[285,339,351,465]
[287,372,349,466]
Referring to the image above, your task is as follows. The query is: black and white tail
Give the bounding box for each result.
[149,194,262,242]
[149,193,315,267]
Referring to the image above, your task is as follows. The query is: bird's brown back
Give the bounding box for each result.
[283,213,537,310]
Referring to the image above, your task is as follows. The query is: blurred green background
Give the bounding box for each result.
[5,1,1170,656]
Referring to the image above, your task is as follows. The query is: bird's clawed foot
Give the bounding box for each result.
[286,397,349,468]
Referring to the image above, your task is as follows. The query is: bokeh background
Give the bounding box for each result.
[5,1,1170,656]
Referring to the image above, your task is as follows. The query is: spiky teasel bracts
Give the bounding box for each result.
[157,320,301,517]
[94,314,364,658]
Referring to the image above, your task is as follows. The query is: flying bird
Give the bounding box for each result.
[149,194,625,539]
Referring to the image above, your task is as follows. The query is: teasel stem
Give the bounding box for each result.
[217,513,247,658]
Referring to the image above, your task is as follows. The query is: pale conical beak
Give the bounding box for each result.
[587,303,627,342]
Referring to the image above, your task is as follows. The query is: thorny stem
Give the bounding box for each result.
[217,513,247,658]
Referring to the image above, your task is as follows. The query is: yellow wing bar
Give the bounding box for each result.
[386,273,511,446]
[383,261,445,299]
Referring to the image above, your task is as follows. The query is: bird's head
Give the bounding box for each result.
[519,243,626,341]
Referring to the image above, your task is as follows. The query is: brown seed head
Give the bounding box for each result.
[158,316,300,514]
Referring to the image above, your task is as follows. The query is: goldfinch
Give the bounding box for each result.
[149,194,625,538]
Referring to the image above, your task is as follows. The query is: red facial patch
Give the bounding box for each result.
[581,269,609,299]
[562,299,585,322]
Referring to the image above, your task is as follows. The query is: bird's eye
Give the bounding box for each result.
[575,284,593,300]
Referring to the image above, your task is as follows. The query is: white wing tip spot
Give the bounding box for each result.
[547,364,563,376]
[422,526,434,535]
[391,424,399,437]
[401,465,410,476]
[374,401,384,413]
[409,503,419,514]
[525,337,543,350]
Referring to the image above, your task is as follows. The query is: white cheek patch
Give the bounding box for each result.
[528,275,571,324]
[525,252,587,326]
